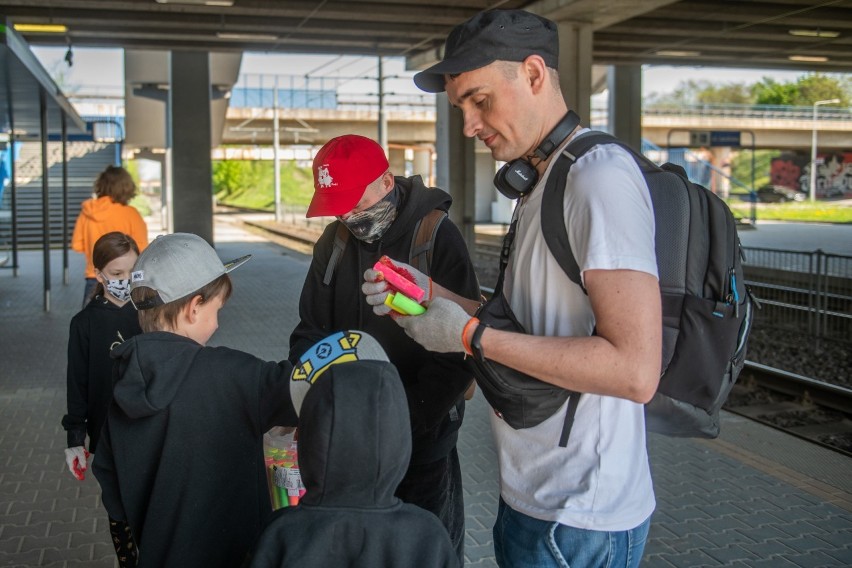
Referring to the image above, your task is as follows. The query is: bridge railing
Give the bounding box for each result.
[230,73,437,113]
[644,102,851,121]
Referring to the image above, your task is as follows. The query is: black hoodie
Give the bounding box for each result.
[248,361,459,568]
[92,332,298,568]
[62,295,142,452]
[290,176,480,465]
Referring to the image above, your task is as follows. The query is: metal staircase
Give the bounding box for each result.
[0,142,118,248]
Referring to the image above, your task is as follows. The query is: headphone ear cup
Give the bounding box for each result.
[493,159,537,200]
[494,163,522,200]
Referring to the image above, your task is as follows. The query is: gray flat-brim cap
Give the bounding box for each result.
[414,9,558,93]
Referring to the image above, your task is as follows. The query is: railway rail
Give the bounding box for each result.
[726,362,852,457]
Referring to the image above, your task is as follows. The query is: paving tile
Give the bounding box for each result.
[0,548,42,567]
[19,533,70,553]
[42,542,93,564]
[0,522,48,540]
[703,545,762,564]
[0,535,23,554]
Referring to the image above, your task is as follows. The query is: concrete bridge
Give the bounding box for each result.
[218,100,852,152]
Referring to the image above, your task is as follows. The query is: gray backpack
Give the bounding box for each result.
[472,132,756,445]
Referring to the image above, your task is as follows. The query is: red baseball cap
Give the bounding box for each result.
[307,135,390,218]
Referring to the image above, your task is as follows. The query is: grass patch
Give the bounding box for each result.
[213,160,313,211]
[726,199,852,223]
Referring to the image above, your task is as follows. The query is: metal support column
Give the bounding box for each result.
[39,88,50,311]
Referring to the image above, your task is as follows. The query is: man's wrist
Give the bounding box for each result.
[471,321,487,362]
[461,317,480,356]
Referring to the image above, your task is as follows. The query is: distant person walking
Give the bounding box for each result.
[72,165,148,307]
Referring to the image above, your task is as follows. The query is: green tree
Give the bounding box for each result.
[646,79,754,107]
[751,77,799,105]
[752,74,850,106]
[795,73,850,106]
[696,82,752,104]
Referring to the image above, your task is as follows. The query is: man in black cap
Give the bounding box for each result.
[364,9,662,568]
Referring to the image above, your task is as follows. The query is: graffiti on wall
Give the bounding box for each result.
[770,151,852,197]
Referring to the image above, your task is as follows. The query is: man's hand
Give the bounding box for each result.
[362,269,394,316]
[396,297,472,353]
[64,446,90,480]
[362,259,433,316]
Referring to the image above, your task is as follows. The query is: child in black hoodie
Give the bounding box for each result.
[92,232,298,568]
[248,353,459,568]
[62,231,141,567]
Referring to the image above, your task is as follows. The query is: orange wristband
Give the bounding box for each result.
[461,317,479,356]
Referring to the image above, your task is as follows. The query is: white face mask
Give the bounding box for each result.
[105,279,131,302]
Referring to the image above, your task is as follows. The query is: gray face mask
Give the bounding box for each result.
[105,278,131,302]
[340,188,399,243]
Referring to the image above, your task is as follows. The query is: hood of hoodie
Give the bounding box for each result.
[110,332,201,419]
[376,175,451,248]
[298,360,410,509]
[80,195,125,223]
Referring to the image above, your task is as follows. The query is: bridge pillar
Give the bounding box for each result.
[388,147,406,178]
[711,146,732,198]
[435,93,476,247]
[475,145,498,223]
[170,51,214,244]
[412,148,432,184]
[607,65,642,152]
[556,21,593,126]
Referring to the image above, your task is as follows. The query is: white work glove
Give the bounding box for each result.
[362,269,394,316]
[362,259,433,317]
[64,446,90,480]
[395,297,472,353]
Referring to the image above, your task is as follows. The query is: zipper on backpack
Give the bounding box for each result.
[729,268,740,318]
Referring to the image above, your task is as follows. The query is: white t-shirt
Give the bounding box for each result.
[492,133,658,531]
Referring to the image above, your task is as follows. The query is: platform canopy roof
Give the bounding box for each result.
[1,0,850,72]
[0,23,88,141]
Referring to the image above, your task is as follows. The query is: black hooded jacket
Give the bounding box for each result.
[92,332,298,568]
[290,176,480,465]
[62,295,142,452]
[248,361,459,568]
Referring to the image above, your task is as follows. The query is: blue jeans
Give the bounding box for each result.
[493,499,650,568]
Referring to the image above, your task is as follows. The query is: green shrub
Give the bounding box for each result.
[213,159,313,210]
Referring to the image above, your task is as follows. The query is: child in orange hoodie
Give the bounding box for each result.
[72,165,148,307]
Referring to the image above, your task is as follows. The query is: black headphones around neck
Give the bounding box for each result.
[493,110,581,200]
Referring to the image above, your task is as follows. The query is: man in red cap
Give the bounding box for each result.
[290,134,480,564]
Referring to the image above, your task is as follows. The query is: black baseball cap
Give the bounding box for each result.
[413,9,558,94]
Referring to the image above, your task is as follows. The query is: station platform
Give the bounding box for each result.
[1,215,850,567]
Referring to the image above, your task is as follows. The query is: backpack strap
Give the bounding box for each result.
[541,132,659,292]
[324,210,447,286]
[323,222,350,286]
[539,131,656,446]
[409,209,447,275]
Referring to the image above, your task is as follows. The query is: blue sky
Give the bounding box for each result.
[32,46,816,99]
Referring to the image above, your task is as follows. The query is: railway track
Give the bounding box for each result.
[725,362,852,457]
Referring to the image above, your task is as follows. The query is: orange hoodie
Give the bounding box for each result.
[71,196,149,278]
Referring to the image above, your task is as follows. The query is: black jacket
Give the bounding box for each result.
[92,332,298,568]
[289,176,480,464]
[62,296,142,452]
[248,360,459,568]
